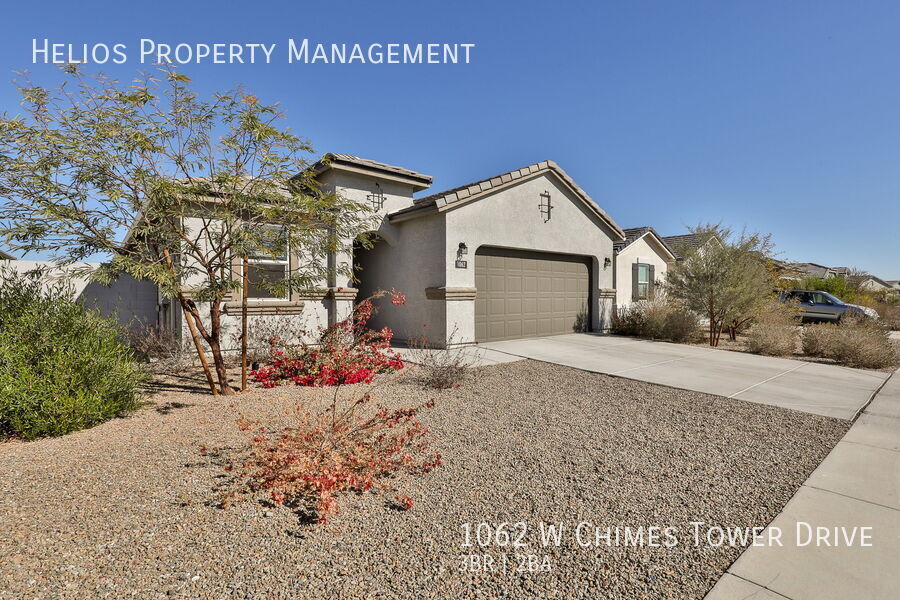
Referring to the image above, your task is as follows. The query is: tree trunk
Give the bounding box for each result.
[207,298,235,395]
[175,294,217,397]
[162,249,217,397]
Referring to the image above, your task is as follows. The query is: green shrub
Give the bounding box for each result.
[797,276,858,303]
[0,269,146,440]
[612,299,700,343]
[746,301,798,356]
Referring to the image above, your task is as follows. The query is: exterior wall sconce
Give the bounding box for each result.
[456,242,468,268]
[367,183,385,211]
[539,191,553,222]
[604,257,612,269]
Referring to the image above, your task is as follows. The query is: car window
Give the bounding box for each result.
[810,292,829,304]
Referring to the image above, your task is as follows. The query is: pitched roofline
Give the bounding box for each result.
[310,153,433,191]
[388,160,625,239]
[616,227,678,261]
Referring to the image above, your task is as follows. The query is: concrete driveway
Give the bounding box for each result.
[481,333,890,419]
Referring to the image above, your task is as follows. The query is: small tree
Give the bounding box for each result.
[665,224,775,346]
[0,66,373,395]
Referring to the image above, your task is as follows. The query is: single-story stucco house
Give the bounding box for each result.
[5,155,726,349]
[612,226,677,308]
[149,155,627,348]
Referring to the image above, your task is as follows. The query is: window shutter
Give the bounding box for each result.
[632,263,639,301]
[648,265,656,299]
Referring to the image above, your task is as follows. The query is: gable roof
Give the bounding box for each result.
[614,226,677,260]
[311,153,433,191]
[848,274,891,288]
[388,160,625,239]
[660,232,719,259]
[786,262,837,279]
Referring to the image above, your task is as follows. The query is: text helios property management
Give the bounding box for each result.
[31,39,476,65]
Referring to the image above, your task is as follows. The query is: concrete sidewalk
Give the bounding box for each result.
[481,334,890,419]
[705,368,900,599]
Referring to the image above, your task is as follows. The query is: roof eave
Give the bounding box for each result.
[389,163,626,240]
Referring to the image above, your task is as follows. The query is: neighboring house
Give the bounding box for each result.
[0,258,158,330]
[784,262,840,280]
[162,155,626,348]
[613,226,677,309]
[660,232,719,260]
[847,274,893,293]
[885,280,900,300]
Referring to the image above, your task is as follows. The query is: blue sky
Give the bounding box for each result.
[2,0,898,276]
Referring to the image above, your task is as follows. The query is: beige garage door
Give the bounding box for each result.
[475,247,590,342]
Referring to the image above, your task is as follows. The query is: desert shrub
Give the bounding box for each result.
[611,298,700,343]
[251,292,405,388]
[875,301,900,331]
[746,301,799,356]
[0,270,145,440]
[611,303,645,337]
[129,324,194,373]
[223,389,441,523]
[831,319,896,369]
[801,323,835,357]
[661,308,703,343]
[228,314,315,364]
[801,318,896,369]
[407,326,480,389]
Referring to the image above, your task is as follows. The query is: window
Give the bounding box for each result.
[247,227,288,299]
[636,263,650,299]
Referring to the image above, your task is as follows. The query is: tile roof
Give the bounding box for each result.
[786,262,836,278]
[389,160,625,238]
[660,233,717,258]
[848,274,891,288]
[313,153,433,188]
[613,226,676,258]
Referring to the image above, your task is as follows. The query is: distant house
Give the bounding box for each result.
[886,281,900,300]
[613,227,677,309]
[784,262,840,280]
[847,274,893,293]
[660,232,719,260]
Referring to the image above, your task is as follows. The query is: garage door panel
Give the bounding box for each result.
[475,247,590,342]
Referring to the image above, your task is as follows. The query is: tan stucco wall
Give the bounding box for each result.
[441,172,619,344]
[614,235,673,308]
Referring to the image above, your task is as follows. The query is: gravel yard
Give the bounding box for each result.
[1,361,848,599]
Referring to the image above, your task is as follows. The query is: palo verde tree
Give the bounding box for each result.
[0,66,374,395]
[665,224,775,346]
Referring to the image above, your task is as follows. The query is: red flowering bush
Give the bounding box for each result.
[223,391,441,523]
[251,291,405,388]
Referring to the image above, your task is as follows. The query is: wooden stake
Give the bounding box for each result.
[241,255,249,392]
